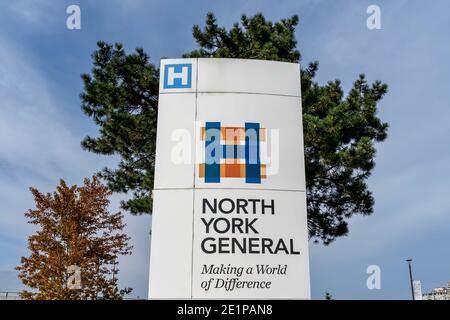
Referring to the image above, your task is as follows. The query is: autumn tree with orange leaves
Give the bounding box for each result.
[16,176,132,300]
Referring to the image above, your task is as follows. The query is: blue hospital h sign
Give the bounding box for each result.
[163,63,192,89]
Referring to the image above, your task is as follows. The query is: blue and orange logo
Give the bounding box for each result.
[199,122,266,184]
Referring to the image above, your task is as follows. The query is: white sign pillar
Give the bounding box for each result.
[149,58,310,299]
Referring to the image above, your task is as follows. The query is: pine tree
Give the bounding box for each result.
[80,13,388,245]
[16,176,132,300]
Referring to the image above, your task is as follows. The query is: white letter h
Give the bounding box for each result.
[167,66,189,86]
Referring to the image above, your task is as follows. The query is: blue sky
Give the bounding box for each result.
[1,0,450,299]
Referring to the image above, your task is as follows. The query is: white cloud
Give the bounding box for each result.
[0,0,59,26]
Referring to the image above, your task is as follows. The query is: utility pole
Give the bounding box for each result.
[406,258,415,300]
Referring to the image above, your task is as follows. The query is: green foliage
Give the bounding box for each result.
[302,71,388,243]
[80,13,388,244]
[185,13,388,244]
[80,42,159,214]
[185,13,300,62]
